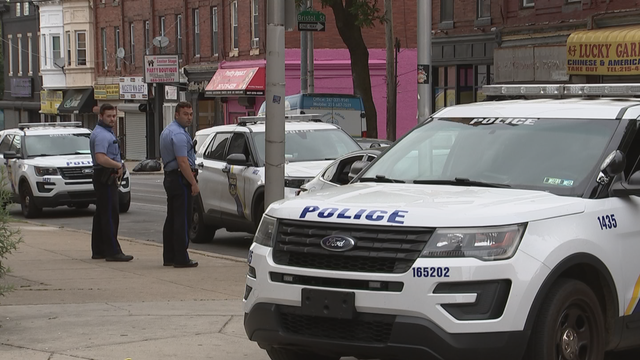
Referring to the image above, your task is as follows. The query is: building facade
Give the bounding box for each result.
[0,2,42,129]
[491,0,640,85]
[39,0,65,122]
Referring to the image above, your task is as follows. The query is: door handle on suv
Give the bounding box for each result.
[196,162,204,169]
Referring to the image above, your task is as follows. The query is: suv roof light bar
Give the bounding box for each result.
[18,121,83,130]
[237,114,322,125]
[482,84,640,98]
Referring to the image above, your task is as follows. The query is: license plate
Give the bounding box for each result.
[300,288,356,319]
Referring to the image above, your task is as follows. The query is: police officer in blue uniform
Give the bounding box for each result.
[90,103,133,262]
[159,101,199,268]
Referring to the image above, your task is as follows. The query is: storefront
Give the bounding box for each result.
[0,78,42,128]
[205,63,266,124]
[184,64,223,131]
[40,90,64,123]
[118,77,148,161]
[565,25,640,83]
[57,88,98,128]
[431,33,497,112]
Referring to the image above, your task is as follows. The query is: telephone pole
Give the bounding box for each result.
[417,0,432,122]
[300,1,308,93]
[385,0,396,141]
[265,0,286,207]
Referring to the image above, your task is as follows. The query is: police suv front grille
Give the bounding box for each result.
[272,220,433,274]
[278,305,395,344]
[58,167,93,180]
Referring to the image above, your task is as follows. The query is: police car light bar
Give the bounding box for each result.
[18,121,83,130]
[238,114,320,124]
[482,84,640,98]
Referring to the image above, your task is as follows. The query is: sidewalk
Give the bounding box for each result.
[0,222,269,360]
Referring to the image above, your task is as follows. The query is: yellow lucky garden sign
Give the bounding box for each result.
[566,26,640,76]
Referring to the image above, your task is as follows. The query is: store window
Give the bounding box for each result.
[433,64,494,111]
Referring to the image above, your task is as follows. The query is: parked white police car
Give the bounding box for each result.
[244,84,640,360]
[190,115,361,244]
[0,122,131,218]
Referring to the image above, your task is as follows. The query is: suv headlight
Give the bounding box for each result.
[420,224,526,261]
[253,215,277,247]
[34,166,59,177]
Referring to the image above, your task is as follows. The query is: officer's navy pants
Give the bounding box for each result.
[91,169,123,257]
[162,171,193,265]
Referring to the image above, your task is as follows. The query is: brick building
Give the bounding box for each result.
[488,0,640,85]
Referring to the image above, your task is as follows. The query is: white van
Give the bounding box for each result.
[258,93,366,137]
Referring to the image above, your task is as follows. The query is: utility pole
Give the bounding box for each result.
[307,0,314,93]
[265,0,286,207]
[417,0,432,122]
[300,1,308,93]
[384,0,396,141]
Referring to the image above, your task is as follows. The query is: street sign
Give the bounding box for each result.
[143,55,180,83]
[297,10,326,32]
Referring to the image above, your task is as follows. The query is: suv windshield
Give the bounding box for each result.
[360,118,619,196]
[25,133,91,157]
[252,129,360,163]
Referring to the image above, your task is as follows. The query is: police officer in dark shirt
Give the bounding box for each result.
[89,103,133,262]
[159,101,199,268]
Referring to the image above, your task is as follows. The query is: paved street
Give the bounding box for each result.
[7,174,254,260]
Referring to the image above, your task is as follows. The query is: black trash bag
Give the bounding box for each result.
[133,159,162,172]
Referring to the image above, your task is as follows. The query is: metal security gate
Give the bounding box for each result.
[119,104,147,161]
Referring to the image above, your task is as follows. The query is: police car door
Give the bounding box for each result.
[219,133,252,220]
[198,132,232,216]
[7,135,23,194]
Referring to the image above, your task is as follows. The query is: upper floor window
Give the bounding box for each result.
[212,7,219,56]
[52,35,62,63]
[8,35,13,76]
[115,26,121,70]
[231,0,238,50]
[252,0,259,44]
[40,34,47,67]
[145,21,150,55]
[15,2,20,16]
[102,28,108,69]
[177,14,183,59]
[160,16,165,36]
[477,0,490,19]
[76,31,87,66]
[441,0,453,22]
[523,0,534,7]
[23,2,29,15]
[193,9,200,56]
[130,23,135,66]
[66,32,71,66]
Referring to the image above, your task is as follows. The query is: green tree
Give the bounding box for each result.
[0,173,21,297]
[306,0,385,138]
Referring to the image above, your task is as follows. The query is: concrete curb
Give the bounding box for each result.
[13,219,248,264]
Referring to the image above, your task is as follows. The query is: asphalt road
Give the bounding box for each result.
[7,174,254,260]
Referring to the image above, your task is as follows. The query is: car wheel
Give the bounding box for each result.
[119,193,131,213]
[528,278,605,360]
[189,199,215,243]
[266,348,339,360]
[20,182,42,218]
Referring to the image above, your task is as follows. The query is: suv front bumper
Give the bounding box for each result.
[244,303,529,360]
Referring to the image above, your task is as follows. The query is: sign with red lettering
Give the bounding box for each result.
[143,55,180,83]
[567,28,640,75]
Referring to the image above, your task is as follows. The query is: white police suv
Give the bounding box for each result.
[244,84,640,360]
[190,115,361,244]
[0,122,131,218]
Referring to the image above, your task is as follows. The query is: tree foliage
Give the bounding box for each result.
[0,173,21,297]
[298,0,386,138]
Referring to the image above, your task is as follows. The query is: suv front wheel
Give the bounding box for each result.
[20,182,42,218]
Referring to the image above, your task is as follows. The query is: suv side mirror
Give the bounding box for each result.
[601,150,625,177]
[3,151,18,160]
[226,153,248,166]
[348,160,370,181]
[611,170,640,196]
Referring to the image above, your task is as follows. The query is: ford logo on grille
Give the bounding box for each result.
[320,235,356,252]
[82,168,94,174]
